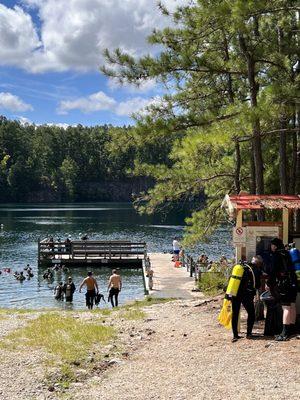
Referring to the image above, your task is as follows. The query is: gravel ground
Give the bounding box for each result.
[0,299,299,400]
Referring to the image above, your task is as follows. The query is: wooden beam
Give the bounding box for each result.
[235,210,243,262]
[282,208,289,244]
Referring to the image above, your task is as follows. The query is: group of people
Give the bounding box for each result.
[227,238,298,342]
[53,269,122,309]
[13,264,34,281]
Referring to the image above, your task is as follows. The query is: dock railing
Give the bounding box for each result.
[38,239,147,264]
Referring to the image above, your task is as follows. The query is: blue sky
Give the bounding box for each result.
[0,0,185,127]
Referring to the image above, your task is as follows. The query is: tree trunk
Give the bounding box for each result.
[234,140,241,194]
[239,34,264,196]
[279,119,288,194]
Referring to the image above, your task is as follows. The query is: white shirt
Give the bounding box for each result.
[172,240,180,251]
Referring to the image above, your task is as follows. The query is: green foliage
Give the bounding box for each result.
[198,272,228,295]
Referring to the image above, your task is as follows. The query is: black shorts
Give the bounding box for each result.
[86,289,96,306]
[109,287,120,297]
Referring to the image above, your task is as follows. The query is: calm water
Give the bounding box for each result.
[0,203,233,309]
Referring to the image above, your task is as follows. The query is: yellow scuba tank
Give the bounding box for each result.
[226,264,244,297]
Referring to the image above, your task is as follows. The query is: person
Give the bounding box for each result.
[172,238,180,261]
[17,271,26,281]
[63,277,76,302]
[147,268,154,290]
[269,239,298,341]
[230,256,263,342]
[263,237,296,338]
[79,271,98,310]
[54,282,64,301]
[108,269,122,307]
[43,268,53,280]
[64,238,71,256]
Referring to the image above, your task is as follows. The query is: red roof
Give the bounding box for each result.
[222,194,300,212]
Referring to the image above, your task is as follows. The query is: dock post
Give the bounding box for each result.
[38,238,41,266]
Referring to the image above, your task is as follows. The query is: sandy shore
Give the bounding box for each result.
[0,298,299,400]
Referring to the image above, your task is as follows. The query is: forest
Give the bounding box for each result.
[0,117,152,203]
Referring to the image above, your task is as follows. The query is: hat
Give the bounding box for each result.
[270,238,284,249]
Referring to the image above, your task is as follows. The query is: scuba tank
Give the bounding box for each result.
[289,245,300,287]
[225,264,244,297]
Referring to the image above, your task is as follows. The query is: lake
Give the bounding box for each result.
[0,203,233,309]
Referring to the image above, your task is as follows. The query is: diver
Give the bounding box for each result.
[17,271,26,281]
[43,268,53,280]
[227,256,263,342]
[54,282,64,300]
[63,277,76,302]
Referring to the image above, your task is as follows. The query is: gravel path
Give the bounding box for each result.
[0,299,299,400]
[69,299,300,400]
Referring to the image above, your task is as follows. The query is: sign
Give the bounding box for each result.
[233,226,246,246]
[246,225,280,260]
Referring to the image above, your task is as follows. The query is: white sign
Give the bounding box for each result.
[233,226,246,245]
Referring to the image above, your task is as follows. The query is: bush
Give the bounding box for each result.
[198,271,228,295]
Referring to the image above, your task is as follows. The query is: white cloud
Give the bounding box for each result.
[0,4,41,66]
[18,116,33,125]
[58,91,116,114]
[0,1,188,73]
[115,97,154,116]
[0,92,33,112]
[58,91,160,117]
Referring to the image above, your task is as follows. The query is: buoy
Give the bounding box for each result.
[174,261,182,268]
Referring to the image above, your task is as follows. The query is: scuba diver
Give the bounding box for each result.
[226,256,263,342]
[43,268,53,280]
[54,282,64,300]
[263,238,297,339]
[63,277,76,302]
[16,271,26,281]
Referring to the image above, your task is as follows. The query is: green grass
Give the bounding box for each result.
[1,313,115,364]
[198,272,227,295]
[120,308,146,320]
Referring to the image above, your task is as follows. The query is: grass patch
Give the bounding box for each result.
[1,313,115,364]
[120,309,146,320]
[198,272,227,295]
[131,297,175,307]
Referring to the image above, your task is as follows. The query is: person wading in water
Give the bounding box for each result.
[108,269,122,307]
[79,271,99,310]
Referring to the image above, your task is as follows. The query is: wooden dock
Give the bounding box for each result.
[38,239,147,268]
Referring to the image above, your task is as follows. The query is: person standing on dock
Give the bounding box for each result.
[79,271,99,310]
[172,238,181,261]
[108,269,122,307]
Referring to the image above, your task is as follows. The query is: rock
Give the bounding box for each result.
[48,385,55,392]
[108,358,122,366]
[183,333,188,337]
[71,360,80,366]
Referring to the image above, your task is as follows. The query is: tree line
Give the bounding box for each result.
[101,0,300,244]
[0,116,152,202]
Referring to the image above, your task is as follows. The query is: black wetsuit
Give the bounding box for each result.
[231,264,261,338]
[63,282,76,302]
[263,248,296,336]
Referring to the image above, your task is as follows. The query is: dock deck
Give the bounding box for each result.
[38,239,147,268]
[147,253,203,299]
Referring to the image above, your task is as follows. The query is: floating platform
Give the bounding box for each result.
[38,239,147,268]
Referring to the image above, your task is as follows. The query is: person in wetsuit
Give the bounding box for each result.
[63,277,76,303]
[79,271,98,310]
[231,256,262,342]
[266,238,298,340]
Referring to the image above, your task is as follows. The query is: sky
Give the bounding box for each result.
[0,0,186,127]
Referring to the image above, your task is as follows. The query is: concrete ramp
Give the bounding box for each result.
[148,253,204,299]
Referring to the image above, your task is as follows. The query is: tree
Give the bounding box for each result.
[101,0,300,243]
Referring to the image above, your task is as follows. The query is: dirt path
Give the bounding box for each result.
[0,299,299,400]
[68,299,300,400]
